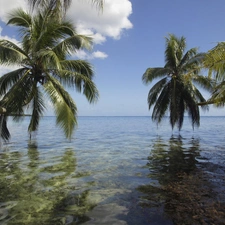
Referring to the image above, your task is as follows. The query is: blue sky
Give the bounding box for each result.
[0,0,225,116]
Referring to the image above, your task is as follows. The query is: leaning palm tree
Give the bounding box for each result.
[142,34,212,130]
[0,6,99,139]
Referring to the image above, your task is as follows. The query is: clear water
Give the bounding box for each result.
[0,116,225,224]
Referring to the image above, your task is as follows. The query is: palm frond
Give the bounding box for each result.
[0,40,28,65]
[56,60,99,103]
[191,74,214,91]
[165,34,186,70]
[38,49,62,70]
[169,78,181,129]
[60,60,94,78]
[183,88,200,128]
[142,67,171,84]
[1,72,33,118]
[7,8,32,28]
[82,77,99,103]
[89,0,104,10]
[207,81,225,107]
[152,82,171,125]
[147,77,168,109]
[43,76,77,139]
[59,70,99,103]
[179,48,198,70]
[28,0,72,14]
[54,35,93,58]
[192,87,209,111]
[0,68,29,95]
[29,0,104,13]
[204,42,225,81]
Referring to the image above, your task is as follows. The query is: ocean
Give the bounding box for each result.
[1,116,225,224]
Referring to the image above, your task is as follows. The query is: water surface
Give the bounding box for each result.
[0,116,225,224]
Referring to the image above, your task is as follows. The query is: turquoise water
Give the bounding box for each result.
[0,116,225,224]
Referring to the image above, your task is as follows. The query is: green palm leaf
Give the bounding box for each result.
[44,76,77,139]
[202,42,225,107]
[152,82,171,125]
[142,67,171,84]
[0,68,29,95]
[7,8,32,28]
[1,72,34,120]
[54,34,93,58]
[204,42,225,80]
[147,77,168,109]
[37,49,62,71]
[0,40,28,65]
[29,0,104,13]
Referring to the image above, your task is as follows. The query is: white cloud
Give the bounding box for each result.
[0,0,133,40]
[74,49,108,60]
[69,0,133,40]
[92,33,106,44]
[75,26,106,44]
[74,49,89,59]
[0,0,133,58]
[0,0,28,22]
[92,51,108,59]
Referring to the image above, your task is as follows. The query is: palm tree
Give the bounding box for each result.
[142,34,212,130]
[0,6,99,139]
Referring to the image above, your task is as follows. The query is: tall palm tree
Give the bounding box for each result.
[142,34,212,130]
[0,6,99,139]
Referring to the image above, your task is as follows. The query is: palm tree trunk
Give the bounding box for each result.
[197,100,217,106]
[0,114,4,148]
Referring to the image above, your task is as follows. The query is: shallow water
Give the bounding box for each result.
[0,116,225,224]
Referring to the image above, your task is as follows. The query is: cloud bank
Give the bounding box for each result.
[0,0,133,60]
[69,0,133,41]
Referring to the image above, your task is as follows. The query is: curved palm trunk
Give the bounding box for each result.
[197,100,217,106]
[0,115,3,147]
[0,112,10,143]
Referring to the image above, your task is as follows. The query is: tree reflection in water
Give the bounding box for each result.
[0,142,94,225]
[137,135,201,219]
[147,135,200,185]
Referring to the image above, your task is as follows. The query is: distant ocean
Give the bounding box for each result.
[1,116,225,224]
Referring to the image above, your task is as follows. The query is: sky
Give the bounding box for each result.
[0,0,225,116]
